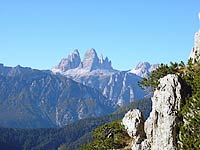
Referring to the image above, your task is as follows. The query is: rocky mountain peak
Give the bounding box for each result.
[52,48,113,73]
[72,49,79,56]
[135,62,151,70]
[84,48,98,60]
[99,55,112,70]
[82,48,99,71]
[130,62,159,78]
[189,30,200,63]
[52,49,81,72]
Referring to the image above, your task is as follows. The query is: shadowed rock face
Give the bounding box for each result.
[82,48,101,71]
[122,74,182,150]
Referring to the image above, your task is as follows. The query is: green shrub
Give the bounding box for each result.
[82,120,131,150]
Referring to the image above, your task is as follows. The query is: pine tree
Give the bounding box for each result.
[178,63,200,149]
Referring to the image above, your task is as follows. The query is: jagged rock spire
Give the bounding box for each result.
[53,49,81,72]
[189,31,200,63]
[52,48,113,72]
[189,13,200,63]
[82,48,99,71]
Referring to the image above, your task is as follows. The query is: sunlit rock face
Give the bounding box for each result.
[52,49,81,72]
[122,109,145,139]
[122,74,182,150]
[189,31,200,63]
[130,62,159,78]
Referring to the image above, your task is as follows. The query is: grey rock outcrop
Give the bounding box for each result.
[189,30,200,63]
[122,109,146,143]
[122,74,182,150]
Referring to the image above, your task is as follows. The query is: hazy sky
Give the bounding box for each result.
[0,0,200,70]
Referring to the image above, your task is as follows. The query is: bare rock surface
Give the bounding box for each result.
[189,30,200,62]
[122,109,145,139]
[122,74,182,150]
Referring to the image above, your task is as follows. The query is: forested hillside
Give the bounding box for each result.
[0,98,151,150]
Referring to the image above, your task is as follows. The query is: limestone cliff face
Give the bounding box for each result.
[122,74,182,150]
[189,30,200,62]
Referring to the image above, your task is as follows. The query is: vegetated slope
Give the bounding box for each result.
[0,98,152,150]
[0,114,123,150]
[83,119,132,150]
[0,64,116,128]
[60,98,152,150]
[114,97,152,119]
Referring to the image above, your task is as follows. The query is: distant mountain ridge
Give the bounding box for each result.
[52,48,113,73]
[52,49,156,106]
[0,98,152,150]
[129,62,159,78]
[0,64,116,128]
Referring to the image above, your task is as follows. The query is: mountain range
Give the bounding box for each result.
[0,64,116,128]
[0,49,157,128]
[52,48,158,106]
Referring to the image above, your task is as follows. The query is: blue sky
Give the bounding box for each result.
[0,0,200,70]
